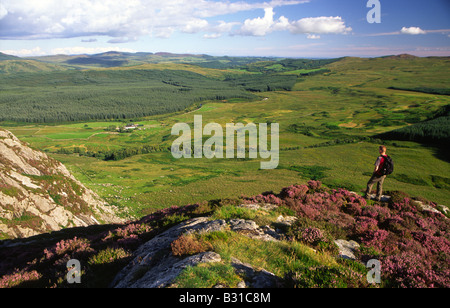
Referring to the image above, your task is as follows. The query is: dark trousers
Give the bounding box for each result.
[365,173,386,200]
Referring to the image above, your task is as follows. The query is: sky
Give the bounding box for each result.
[0,0,449,58]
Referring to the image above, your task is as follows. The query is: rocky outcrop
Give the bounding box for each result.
[111,216,282,288]
[111,217,227,288]
[0,129,123,238]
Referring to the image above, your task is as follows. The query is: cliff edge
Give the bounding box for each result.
[0,129,123,238]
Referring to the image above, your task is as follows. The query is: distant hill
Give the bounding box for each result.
[0,59,68,74]
[27,51,211,69]
[25,51,281,69]
[382,54,418,60]
[0,52,20,61]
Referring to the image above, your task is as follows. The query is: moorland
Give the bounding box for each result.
[1,51,448,219]
[0,51,449,289]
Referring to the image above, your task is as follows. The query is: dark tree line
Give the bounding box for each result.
[225,74,297,92]
[0,69,257,123]
[375,104,450,146]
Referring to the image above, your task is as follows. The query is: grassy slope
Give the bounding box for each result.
[0,60,68,74]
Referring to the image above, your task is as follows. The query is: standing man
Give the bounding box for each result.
[364,145,388,201]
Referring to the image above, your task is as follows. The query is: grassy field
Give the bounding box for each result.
[2,55,449,218]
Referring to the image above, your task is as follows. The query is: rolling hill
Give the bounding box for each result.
[0,59,68,74]
[25,51,279,69]
[0,52,20,61]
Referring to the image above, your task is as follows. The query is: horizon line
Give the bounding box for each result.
[2,50,449,60]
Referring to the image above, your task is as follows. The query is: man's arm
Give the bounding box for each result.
[373,157,381,173]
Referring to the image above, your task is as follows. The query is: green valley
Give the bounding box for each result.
[1,53,449,219]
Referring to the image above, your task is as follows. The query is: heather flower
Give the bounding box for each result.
[343,202,362,216]
[53,237,94,257]
[2,182,448,289]
[354,217,378,235]
[361,206,379,219]
[0,270,41,288]
[298,203,321,220]
[307,180,322,190]
[360,229,389,251]
[412,231,450,255]
[298,227,325,245]
[383,252,450,288]
[280,185,309,199]
[116,224,151,238]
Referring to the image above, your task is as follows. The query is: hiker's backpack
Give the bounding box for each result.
[381,155,394,176]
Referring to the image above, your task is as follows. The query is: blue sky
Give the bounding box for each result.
[0,0,449,58]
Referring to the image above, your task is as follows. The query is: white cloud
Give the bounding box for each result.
[1,46,138,57]
[401,26,426,35]
[0,47,46,57]
[0,0,306,41]
[0,4,7,20]
[289,16,352,35]
[307,34,320,39]
[239,8,278,36]
[0,0,352,43]
[203,33,222,39]
[273,15,290,31]
[194,0,308,18]
[182,19,209,34]
[236,8,351,37]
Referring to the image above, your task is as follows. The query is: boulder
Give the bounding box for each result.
[231,257,280,288]
[334,239,360,260]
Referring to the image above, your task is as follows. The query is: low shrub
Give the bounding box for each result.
[297,227,325,245]
[171,234,211,257]
[88,248,131,266]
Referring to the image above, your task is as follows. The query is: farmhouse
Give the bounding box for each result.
[124,123,139,130]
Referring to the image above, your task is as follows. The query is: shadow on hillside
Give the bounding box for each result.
[429,144,450,163]
[0,223,122,276]
[0,203,210,288]
[0,221,138,288]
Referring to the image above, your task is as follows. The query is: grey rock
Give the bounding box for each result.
[414,200,448,217]
[229,219,259,232]
[334,239,360,260]
[365,194,391,202]
[111,217,227,288]
[276,215,297,227]
[229,219,280,242]
[239,203,278,211]
[231,258,280,288]
[437,205,449,216]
